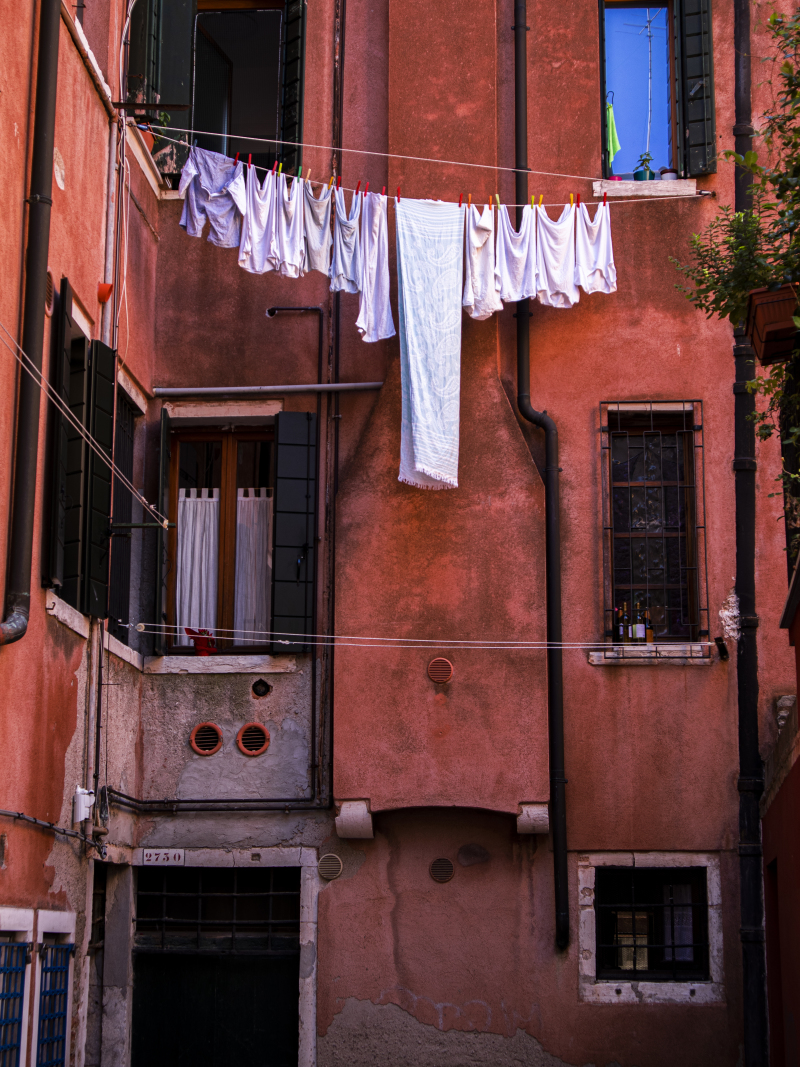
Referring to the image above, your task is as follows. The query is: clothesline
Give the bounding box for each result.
[150,130,708,209]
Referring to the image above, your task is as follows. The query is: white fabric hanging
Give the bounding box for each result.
[275,173,306,278]
[575,201,617,295]
[535,203,580,309]
[175,488,220,645]
[396,198,464,490]
[494,203,538,302]
[330,186,362,293]
[238,166,278,274]
[179,147,247,249]
[462,204,504,320]
[234,489,273,647]
[356,192,396,342]
[304,181,334,275]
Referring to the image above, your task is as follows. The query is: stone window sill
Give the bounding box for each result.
[143,654,297,675]
[579,979,725,1005]
[588,643,711,666]
[592,178,697,199]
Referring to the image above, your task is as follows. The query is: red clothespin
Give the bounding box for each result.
[603,190,607,205]
[234,152,240,164]
[248,153,252,167]
[336,175,342,190]
[272,161,278,173]
[458,193,463,207]
[365,181,369,194]
[382,186,386,196]
[355,180,361,196]
[397,186,401,201]
[577,193,581,207]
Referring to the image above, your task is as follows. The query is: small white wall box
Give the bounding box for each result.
[73,788,95,824]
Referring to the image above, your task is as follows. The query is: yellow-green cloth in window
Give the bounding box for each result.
[606,102,621,163]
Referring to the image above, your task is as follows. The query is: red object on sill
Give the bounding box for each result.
[97,282,113,304]
[184,628,216,656]
[745,285,799,366]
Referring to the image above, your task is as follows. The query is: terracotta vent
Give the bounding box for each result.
[427,657,453,684]
[236,722,270,757]
[318,854,343,881]
[190,722,222,756]
[44,271,55,317]
[429,858,455,883]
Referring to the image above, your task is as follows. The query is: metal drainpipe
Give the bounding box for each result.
[0,0,61,646]
[733,0,768,1055]
[512,0,569,949]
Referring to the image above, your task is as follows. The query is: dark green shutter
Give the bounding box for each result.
[272,412,317,653]
[154,407,171,655]
[675,0,716,176]
[61,334,91,611]
[80,342,115,618]
[46,280,74,592]
[281,0,306,174]
[127,0,161,103]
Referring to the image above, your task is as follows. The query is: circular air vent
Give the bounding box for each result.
[236,722,270,756]
[44,270,55,317]
[429,858,455,883]
[190,722,222,756]
[252,678,272,698]
[318,854,343,881]
[427,657,453,684]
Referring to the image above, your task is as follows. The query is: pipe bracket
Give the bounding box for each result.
[732,457,757,471]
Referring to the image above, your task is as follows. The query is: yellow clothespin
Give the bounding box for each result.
[570,192,574,206]
[538,194,543,206]
[328,175,334,189]
[467,193,472,208]
[305,171,311,184]
[495,194,501,209]
[531,194,535,208]
[278,162,283,174]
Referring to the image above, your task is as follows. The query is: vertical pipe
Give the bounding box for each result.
[513,0,569,949]
[101,119,118,347]
[0,0,61,646]
[732,0,768,1056]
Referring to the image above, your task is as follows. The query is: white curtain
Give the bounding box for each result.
[234,488,272,646]
[175,488,219,645]
[663,883,694,962]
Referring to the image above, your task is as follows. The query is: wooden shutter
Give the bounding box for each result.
[108,392,137,644]
[281,0,306,174]
[45,280,74,592]
[80,342,115,618]
[272,412,317,653]
[675,0,716,176]
[127,0,161,103]
[61,333,91,611]
[154,408,171,655]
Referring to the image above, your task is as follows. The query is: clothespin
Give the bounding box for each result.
[272,161,278,174]
[355,180,361,196]
[278,162,283,174]
[305,171,311,184]
[298,165,303,178]
[397,186,401,202]
[531,194,535,208]
[458,193,463,207]
[538,194,543,206]
[603,190,607,205]
[248,153,252,167]
[382,186,386,195]
[570,193,574,206]
[336,175,341,190]
[577,192,580,207]
[467,194,472,208]
[495,194,501,209]
[365,181,369,194]
[328,175,334,189]
[234,152,240,163]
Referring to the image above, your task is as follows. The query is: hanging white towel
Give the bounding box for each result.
[495,203,538,302]
[462,204,504,320]
[275,173,306,278]
[234,489,273,646]
[179,147,247,249]
[238,165,278,274]
[175,487,219,644]
[304,181,334,275]
[575,202,617,295]
[330,186,362,293]
[396,199,464,490]
[535,204,580,309]
[355,192,396,343]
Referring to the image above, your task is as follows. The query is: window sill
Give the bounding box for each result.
[588,644,711,666]
[579,978,725,1005]
[45,591,90,640]
[104,630,144,672]
[143,654,298,675]
[592,178,697,199]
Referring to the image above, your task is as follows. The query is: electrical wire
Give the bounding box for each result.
[0,320,168,526]
[0,807,103,852]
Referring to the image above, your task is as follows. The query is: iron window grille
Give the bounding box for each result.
[134,867,300,956]
[595,866,710,981]
[600,401,710,659]
[36,944,74,1067]
[0,941,29,1067]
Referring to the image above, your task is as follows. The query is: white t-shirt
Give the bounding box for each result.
[275,173,306,278]
[304,181,334,275]
[330,186,362,293]
[238,165,278,274]
[356,192,396,342]
[494,203,538,303]
[535,204,580,308]
[575,202,616,295]
[463,204,504,319]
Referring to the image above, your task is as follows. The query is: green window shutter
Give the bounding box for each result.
[154,407,171,655]
[62,333,91,611]
[281,0,306,174]
[272,412,317,653]
[45,280,74,592]
[80,342,115,618]
[675,0,716,176]
[127,0,161,104]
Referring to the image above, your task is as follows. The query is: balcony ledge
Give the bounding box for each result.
[588,643,711,666]
[592,178,697,199]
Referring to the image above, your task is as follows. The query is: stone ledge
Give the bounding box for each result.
[103,630,144,672]
[143,654,297,674]
[593,178,697,198]
[45,591,90,640]
[588,643,711,666]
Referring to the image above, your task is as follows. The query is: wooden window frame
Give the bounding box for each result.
[166,428,274,653]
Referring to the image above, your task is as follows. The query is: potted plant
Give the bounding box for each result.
[634,151,655,181]
[745,283,799,365]
[660,165,679,181]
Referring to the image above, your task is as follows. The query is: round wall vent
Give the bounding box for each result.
[429,858,455,883]
[427,658,453,684]
[318,854,343,880]
[236,722,270,756]
[252,678,272,698]
[44,271,55,317]
[190,722,222,756]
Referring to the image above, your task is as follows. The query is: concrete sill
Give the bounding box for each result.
[592,178,697,198]
[45,591,89,640]
[160,189,184,201]
[588,643,711,666]
[103,630,144,672]
[579,979,725,1005]
[143,654,297,674]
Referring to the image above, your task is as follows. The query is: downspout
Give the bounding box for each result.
[513,0,569,948]
[732,0,768,1057]
[0,0,61,646]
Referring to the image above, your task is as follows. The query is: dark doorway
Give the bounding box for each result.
[131,866,300,1067]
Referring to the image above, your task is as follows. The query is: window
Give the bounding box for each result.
[601,403,709,648]
[127,1,306,182]
[107,391,139,645]
[0,938,29,1067]
[45,279,115,620]
[599,0,716,178]
[155,410,316,654]
[35,943,74,1067]
[595,867,709,981]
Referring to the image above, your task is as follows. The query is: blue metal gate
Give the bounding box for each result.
[0,942,29,1067]
[36,945,73,1067]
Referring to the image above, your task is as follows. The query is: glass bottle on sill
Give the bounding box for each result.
[645,610,654,644]
[620,602,630,644]
[613,606,624,643]
[632,601,646,643]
